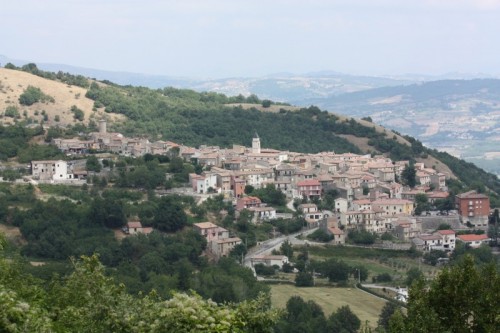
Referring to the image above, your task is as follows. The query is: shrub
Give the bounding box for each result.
[254,263,275,276]
[373,273,392,283]
[348,229,377,245]
[295,271,314,287]
[19,86,54,106]
[307,229,333,242]
[4,106,19,118]
[71,105,84,121]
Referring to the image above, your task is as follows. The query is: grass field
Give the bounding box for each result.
[270,284,387,328]
[304,245,441,286]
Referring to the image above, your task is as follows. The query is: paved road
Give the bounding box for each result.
[243,227,320,269]
[361,284,407,294]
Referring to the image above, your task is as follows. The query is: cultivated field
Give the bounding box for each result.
[270,284,386,328]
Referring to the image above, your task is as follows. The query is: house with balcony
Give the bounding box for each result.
[435,229,456,251]
[296,179,322,199]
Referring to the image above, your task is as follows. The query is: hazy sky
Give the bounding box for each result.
[2,0,500,78]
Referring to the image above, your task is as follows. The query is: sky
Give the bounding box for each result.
[2,0,500,79]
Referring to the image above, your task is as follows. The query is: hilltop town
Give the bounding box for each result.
[28,119,493,262]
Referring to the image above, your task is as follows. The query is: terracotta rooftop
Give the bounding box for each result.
[193,222,219,229]
[437,230,455,235]
[457,234,490,242]
[127,221,142,229]
[297,179,321,186]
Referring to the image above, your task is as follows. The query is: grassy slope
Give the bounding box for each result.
[270,284,386,327]
[0,68,124,126]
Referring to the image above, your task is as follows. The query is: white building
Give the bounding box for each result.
[250,255,289,269]
[334,198,348,213]
[31,160,75,181]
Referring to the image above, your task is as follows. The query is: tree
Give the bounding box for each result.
[307,228,333,242]
[391,255,500,333]
[0,253,280,333]
[318,259,351,283]
[401,164,416,188]
[19,86,54,105]
[71,105,85,121]
[405,267,424,287]
[276,296,327,333]
[351,265,368,282]
[348,229,376,245]
[377,302,399,331]
[414,193,430,216]
[437,223,451,230]
[86,155,102,172]
[261,100,272,108]
[295,271,314,287]
[280,240,294,258]
[254,263,275,277]
[327,305,361,333]
[423,249,447,266]
[488,208,499,246]
[153,196,187,232]
[244,184,254,194]
[434,197,454,213]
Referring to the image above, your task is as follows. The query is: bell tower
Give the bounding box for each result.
[252,132,261,154]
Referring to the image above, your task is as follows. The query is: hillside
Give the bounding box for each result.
[307,79,500,175]
[0,68,124,127]
[1,65,499,202]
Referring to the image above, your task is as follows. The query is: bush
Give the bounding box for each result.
[4,106,19,118]
[19,86,54,106]
[307,229,333,242]
[373,273,392,283]
[254,263,275,276]
[295,271,314,287]
[71,105,84,121]
[348,229,376,245]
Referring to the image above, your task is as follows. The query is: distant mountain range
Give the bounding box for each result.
[304,79,500,176]
[1,54,499,175]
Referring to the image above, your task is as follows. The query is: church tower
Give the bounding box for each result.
[252,132,261,154]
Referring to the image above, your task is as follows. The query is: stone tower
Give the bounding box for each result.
[99,119,107,134]
[252,132,261,154]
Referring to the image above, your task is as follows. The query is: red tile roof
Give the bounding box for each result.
[457,234,489,242]
[127,221,142,229]
[297,179,320,186]
[437,230,455,235]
